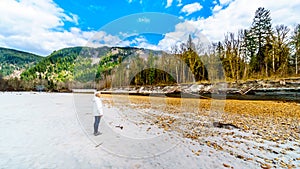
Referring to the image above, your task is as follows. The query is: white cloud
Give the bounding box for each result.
[69,13,79,25]
[87,31,122,48]
[165,0,173,8]
[0,0,172,55]
[187,0,300,43]
[1,0,299,56]
[180,2,203,16]
[157,0,300,52]
[219,0,233,6]
[131,36,160,50]
[0,0,93,55]
[128,0,133,3]
[177,0,183,7]
[157,21,209,52]
[212,5,222,13]
[116,36,159,51]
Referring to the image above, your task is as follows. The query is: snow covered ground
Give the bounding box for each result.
[0,92,299,168]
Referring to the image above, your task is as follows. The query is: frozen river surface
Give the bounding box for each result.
[0,92,262,169]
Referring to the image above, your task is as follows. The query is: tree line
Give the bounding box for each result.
[214,7,300,80]
[110,7,300,87]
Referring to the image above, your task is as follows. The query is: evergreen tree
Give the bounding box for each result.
[250,7,272,75]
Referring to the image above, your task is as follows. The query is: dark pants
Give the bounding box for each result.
[94,116,101,134]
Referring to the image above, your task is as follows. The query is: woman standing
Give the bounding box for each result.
[93,92,103,136]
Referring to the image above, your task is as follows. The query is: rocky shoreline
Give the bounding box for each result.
[101,78,300,102]
[100,94,300,168]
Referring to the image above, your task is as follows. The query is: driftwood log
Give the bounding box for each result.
[213,122,239,130]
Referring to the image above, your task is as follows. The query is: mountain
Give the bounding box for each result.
[0,46,163,91]
[0,47,43,78]
[20,46,163,86]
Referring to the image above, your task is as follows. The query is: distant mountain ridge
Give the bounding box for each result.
[0,47,43,78]
[16,46,163,85]
[0,46,163,81]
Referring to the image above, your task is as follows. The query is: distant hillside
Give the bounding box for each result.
[20,46,163,86]
[0,47,43,77]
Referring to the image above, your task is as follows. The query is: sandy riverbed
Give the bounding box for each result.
[0,92,299,168]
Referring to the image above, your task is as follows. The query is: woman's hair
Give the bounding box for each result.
[95,92,101,97]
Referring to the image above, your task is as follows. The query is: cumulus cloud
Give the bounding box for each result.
[189,0,300,42]
[157,0,300,52]
[0,0,92,55]
[212,5,222,13]
[219,0,233,6]
[164,0,183,8]
[157,21,209,52]
[131,36,160,50]
[1,0,299,56]
[115,36,160,51]
[87,31,122,48]
[165,0,173,8]
[177,0,183,7]
[69,13,79,25]
[180,2,203,16]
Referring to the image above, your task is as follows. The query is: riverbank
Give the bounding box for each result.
[0,92,299,168]
[100,94,300,168]
[3,77,300,102]
[101,77,300,102]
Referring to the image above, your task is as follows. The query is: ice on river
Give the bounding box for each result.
[0,92,270,168]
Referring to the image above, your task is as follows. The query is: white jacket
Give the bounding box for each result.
[93,95,103,116]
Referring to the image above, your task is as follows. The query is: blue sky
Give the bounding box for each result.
[54,0,214,31]
[0,0,299,56]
